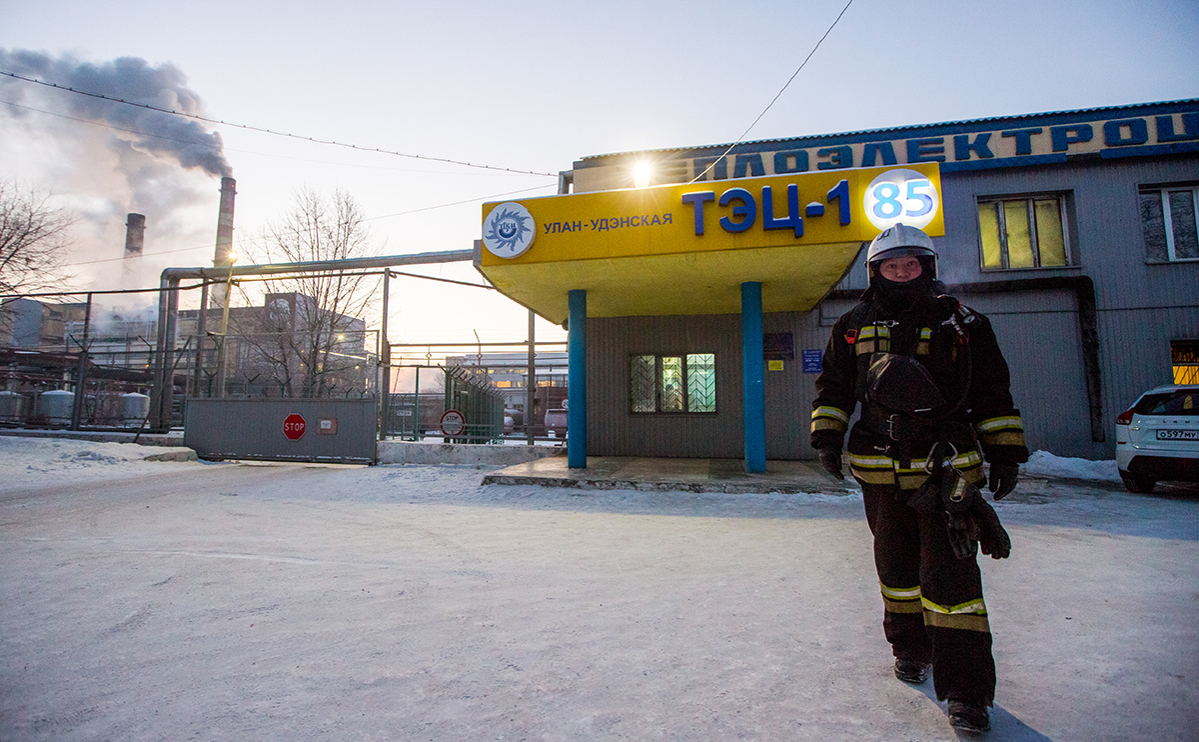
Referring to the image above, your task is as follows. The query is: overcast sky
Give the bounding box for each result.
[2,0,1197,347]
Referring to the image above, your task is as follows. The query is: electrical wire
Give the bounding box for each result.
[0,69,558,177]
[0,98,546,176]
[689,0,856,183]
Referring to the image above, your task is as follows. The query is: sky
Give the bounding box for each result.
[2,0,1197,357]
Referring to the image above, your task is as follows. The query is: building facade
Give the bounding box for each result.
[477,100,1198,464]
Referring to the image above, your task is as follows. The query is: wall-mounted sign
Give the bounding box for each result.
[763,332,795,361]
[802,349,823,374]
[479,163,943,268]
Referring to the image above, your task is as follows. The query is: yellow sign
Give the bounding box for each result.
[480,163,943,267]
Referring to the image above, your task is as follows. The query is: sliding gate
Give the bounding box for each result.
[184,398,378,463]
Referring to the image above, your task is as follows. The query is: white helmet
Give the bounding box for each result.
[866,224,937,284]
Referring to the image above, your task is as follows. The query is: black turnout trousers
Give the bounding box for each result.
[861,481,997,705]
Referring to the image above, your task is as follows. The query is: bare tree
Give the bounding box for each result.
[0,179,76,294]
[234,187,380,398]
[0,179,77,339]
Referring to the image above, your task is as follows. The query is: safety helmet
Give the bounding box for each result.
[866,224,937,285]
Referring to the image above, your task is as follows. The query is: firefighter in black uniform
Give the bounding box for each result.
[811,224,1028,734]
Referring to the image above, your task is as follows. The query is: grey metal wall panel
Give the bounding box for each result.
[588,315,743,458]
[184,398,377,463]
[937,157,1199,458]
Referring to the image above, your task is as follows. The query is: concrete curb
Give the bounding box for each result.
[479,472,856,495]
[377,440,566,466]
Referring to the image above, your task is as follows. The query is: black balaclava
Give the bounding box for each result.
[871,256,936,312]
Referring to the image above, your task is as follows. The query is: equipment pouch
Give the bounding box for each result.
[866,353,947,413]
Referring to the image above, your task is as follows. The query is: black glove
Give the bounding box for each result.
[970,498,1012,559]
[818,448,844,480]
[944,511,979,560]
[988,462,1019,500]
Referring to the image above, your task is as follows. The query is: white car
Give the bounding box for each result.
[1115,384,1199,493]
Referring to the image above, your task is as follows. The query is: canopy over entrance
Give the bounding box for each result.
[475,164,943,324]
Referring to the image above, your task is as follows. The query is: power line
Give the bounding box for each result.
[0,69,559,178]
[690,0,856,183]
[0,98,544,177]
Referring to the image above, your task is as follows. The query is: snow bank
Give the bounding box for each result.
[1021,450,1120,482]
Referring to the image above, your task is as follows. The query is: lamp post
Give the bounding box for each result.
[215,251,238,398]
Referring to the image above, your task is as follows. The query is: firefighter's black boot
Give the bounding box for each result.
[947,698,990,733]
[894,658,930,684]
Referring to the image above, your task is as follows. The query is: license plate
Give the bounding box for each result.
[1156,429,1199,440]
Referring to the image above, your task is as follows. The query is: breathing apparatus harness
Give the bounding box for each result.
[854,294,1010,560]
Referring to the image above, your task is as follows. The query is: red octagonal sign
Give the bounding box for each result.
[283,413,306,441]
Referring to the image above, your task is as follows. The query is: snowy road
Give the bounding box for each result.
[0,438,1196,741]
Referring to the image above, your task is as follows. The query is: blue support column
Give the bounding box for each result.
[567,289,588,469]
[741,282,766,473]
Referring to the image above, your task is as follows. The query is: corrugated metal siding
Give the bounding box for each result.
[965,292,1095,458]
[588,315,743,457]
[939,156,1199,458]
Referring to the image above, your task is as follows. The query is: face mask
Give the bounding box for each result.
[874,271,933,309]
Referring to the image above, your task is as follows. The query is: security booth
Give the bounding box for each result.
[477,99,1199,468]
[475,165,945,470]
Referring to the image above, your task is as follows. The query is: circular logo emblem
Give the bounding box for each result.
[863,168,939,231]
[482,202,535,259]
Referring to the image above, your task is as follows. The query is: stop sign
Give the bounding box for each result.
[283,413,306,440]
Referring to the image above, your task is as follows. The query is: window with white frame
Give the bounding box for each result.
[630,353,716,413]
[1140,185,1199,263]
[977,195,1071,270]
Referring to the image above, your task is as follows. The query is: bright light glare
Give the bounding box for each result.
[633,161,654,189]
[227,251,239,264]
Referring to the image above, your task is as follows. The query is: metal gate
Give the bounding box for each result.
[184,398,378,463]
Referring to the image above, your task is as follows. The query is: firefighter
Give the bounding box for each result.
[811,223,1028,734]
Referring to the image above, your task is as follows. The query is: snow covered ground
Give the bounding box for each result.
[0,435,1195,741]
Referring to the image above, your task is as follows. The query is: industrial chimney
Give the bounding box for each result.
[121,213,146,285]
[210,177,237,309]
[124,213,146,257]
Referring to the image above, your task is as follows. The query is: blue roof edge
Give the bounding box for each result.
[574,98,1199,167]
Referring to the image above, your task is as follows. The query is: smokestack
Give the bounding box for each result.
[214,177,236,266]
[124,213,146,257]
[210,177,236,309]
[121,213,146,286]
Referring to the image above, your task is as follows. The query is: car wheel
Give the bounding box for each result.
[1119,471,1156,494]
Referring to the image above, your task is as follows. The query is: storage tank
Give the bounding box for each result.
[38,390,74,426]
[0,391,28,424]
[119,393,151,428]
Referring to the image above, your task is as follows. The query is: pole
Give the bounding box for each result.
[193,282,209,397]
[741,281,766,473]
[70,293,93,430]
[526,309,535,445]
[567,289,587,469]
[379,269,391,441]
[215,264,234,398]
[413,366,421,441]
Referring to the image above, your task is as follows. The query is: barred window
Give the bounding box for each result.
[977,195,1070,270]
[630,353,716,413]
[1140,185,1199,263]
